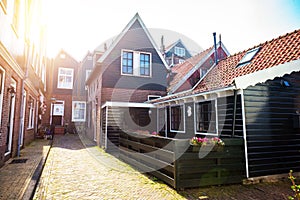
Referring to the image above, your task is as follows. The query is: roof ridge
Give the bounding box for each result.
[230,29,300,58]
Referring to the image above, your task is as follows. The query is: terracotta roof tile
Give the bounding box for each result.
[168,46,213,92]
[192,29,300,94]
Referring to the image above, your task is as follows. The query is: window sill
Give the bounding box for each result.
[170,130,185,133]
[195,132,218,136]
[121,73,152,78]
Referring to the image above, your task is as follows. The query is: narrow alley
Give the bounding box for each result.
[33,134,184,200]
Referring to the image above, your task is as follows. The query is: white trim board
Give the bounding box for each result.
[101,101,155,109]
[234,59,300,89]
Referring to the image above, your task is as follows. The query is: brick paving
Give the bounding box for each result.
[33,134,184,200]
[0,133,294,200]
[0,139,51,200]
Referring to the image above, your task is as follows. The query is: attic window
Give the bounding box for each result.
[237,47,260,67]
[60,53,66,59]
[174,47,185,57]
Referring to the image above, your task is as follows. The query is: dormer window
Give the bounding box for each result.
[174,47,185,57]
[121,50,151,77]
[60,53,66,59]
[237,47,260,67]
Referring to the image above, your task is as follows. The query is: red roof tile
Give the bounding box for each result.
[193,29,300,94]
[168,46,213,92]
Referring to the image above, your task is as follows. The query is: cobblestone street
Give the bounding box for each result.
[33,134,184,200]
[32,134,294,200]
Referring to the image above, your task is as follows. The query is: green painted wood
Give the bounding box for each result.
[119,132,246,189]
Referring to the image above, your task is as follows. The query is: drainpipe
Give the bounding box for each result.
[213,32,218,65]
[17,43,29,157]
[18,2,30,157]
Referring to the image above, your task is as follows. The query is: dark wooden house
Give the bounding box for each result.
[152,29,300,179]
[85,13,169,151]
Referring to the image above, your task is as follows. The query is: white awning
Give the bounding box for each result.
[234,59,300,89]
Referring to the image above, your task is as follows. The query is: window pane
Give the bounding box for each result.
[140,53,150,76]
[171,105,183,131]
[196,101,216,133]
[122,51,133,74]
[127,52,133,59]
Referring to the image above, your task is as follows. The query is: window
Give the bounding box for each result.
[147,95,161,101]
[170,105,185,132]
[0,0,7,13]
[174,47,185,57]
[121,50,151,77]
[178,59,185,64]
[72,101,86,122]
[12,0,20,33]
[57,67,74,89]
[200,68,208,78]
[60,53,66,59]
[0,68,4,125]
[195,100,216,134]
[28,96,35,129]
[86,70,91,81]
[122,51,133,74]
[140,53,150,76]
[237,47,261,67]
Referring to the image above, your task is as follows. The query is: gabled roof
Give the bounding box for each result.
[165,39,192,56]
[168,42,230,94]
[193,29,300,94]
[96,13,168,68]
[168,47,213,93]
[86,13,169,85]
[55,49,79,64]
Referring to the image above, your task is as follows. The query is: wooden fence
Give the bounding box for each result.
[119,132,246,189]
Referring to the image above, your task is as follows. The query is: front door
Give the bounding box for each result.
[5,80,16,155]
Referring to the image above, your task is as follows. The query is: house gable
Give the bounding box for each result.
[165,39,192,66]
[168,42,230,94]
[88,13,169,103]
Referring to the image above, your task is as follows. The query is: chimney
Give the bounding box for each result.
[213,32,218,65]
[160,35,165,55]
[104,43,107,51]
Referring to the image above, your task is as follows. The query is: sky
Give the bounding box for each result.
[45,0,300,61]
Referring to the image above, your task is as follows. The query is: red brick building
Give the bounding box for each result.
[0,0,47,167]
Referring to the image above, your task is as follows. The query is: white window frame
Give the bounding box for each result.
[147,95,161,101]
[27,96,35,129]
[11,0,20,34]
[170,104,185,133]
[86,70,91,81]
[178,59,185,64]
[57,67,74,89]
[194,99,218,136]
[0,0,8,14]
[121,49,152,77]
[174,46,185,57]
[0,66,5,125]
[237,47,261,67]
[72,101,86,122]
